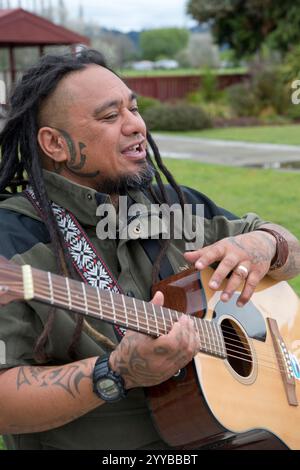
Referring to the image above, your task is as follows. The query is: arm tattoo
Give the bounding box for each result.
[113,336,163,386]
[113,334,188,387]
[229,232,274,264]
[54,128,100,178]
[16,360,92,399]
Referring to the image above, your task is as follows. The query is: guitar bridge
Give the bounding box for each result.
[268,318,298,407]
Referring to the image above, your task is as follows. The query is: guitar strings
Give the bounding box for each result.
[1,269,286,367]
[2,277,289,374]
[29,275,287,364]
[29,287,291,373]
[1,268,287,366]
[1,274,268,356]
[4,285,288,374]
[31,268,288,356]
[5,277,283,373]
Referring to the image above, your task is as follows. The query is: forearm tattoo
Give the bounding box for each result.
[5,361,98,433]
[16,360,92,398]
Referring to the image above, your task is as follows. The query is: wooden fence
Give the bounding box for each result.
[124,73,249,102]
[0,69,249,104]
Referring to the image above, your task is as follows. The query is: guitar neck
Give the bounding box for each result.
[23,265,226,359]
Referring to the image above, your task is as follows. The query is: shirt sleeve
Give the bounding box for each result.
[203,211,268,246]
[0,208,50,259]
[180,186,269,246]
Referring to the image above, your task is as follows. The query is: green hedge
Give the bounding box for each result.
[137,95,161,116]
[142,103,212,131]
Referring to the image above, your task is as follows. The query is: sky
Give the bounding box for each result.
[67,0,197,32]
[5,0,197,32]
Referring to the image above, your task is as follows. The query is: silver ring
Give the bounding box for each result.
[235,264,249,278]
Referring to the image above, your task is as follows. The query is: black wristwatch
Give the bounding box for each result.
[92,355,127,403]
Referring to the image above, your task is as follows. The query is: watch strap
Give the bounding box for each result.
[93,355,127,401]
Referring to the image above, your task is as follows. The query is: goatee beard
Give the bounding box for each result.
[95,160,155,195]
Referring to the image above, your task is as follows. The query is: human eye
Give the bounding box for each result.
[103,112,119,121]
[130,105,140,114]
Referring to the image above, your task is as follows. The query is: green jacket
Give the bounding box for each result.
[0,171,267,449]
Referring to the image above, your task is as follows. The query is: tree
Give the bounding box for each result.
[187,0,300,57]
[140,28,189,61]
[92,33,138,68]
[185,33,220,68]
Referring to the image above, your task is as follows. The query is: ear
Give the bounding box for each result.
[37,127,68,163]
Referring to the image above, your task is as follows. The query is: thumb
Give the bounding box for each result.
[151,290,164,306]
[184,251,199,261]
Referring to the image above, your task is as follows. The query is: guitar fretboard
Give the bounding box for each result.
[29,267,227,359]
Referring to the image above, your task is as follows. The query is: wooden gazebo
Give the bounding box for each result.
[0,8,90,193]
[0,8,90,84]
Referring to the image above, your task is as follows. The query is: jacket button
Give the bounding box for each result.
[126,291,135,297]
[133,225,141,235]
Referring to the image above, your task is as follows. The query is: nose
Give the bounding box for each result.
[122,108,146,136]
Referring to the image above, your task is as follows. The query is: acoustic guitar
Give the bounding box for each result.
[0,256,299,450]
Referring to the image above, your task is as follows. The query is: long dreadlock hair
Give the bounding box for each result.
[0,49,186,362]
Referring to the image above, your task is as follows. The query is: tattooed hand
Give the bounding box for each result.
[184,230,277,308]
[109,292,199,390]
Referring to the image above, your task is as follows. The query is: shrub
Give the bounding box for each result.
[199,102,233,120]
[142,103,212,131]
[137,95,160,116]
[227,83,259,117]
[283,44,300,83]
[286,102,300,121]
[228,66,290,118]
[200,68,220,102]
[252,68,289,115]
[186,69,224,105]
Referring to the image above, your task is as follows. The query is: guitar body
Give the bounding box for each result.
[149,268,300,449]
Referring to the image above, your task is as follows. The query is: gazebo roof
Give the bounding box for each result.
[0,8,90,46]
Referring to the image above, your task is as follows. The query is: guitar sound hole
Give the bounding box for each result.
[221,319,252,377]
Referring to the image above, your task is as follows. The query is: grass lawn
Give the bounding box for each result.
[120,67,247,78]
[0,159,299,450]
[161,124,300,146]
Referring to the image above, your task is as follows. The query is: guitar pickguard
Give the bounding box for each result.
[212,293,267,342]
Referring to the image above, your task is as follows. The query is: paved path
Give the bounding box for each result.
[152,133,300,168]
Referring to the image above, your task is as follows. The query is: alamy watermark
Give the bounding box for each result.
[0,340,6,365]
[291,80,300,105]
[0,79,6,105]
[96,197,205,251]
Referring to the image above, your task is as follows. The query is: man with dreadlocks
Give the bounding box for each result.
[0,49,299,450]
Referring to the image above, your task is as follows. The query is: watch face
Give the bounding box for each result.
[97,378,120,401]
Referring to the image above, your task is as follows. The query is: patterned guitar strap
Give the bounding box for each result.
[24,187,126,340]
